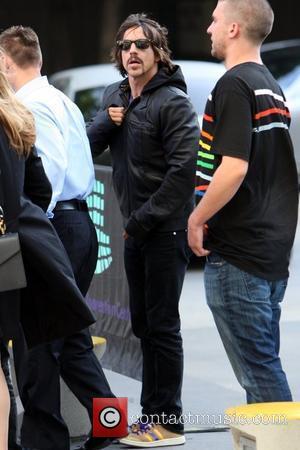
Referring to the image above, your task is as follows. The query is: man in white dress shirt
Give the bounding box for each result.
[0,26,114,450]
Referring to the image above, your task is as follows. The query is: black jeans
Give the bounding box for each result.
[124,230,191,433]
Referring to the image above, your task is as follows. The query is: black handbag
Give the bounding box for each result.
[0,206,27,292]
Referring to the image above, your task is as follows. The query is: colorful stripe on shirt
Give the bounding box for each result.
[195,87,291,198]
[195,95,216,197]
[253,89,291,132]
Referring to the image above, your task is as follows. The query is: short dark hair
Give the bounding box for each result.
[0,26,42,68]
[111,13,174,77]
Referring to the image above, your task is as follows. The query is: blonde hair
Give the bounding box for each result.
[0,26,42,69]
[0,69,35,156]
[220,0,274,45]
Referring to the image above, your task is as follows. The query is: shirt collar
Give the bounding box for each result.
[16,76,49,100]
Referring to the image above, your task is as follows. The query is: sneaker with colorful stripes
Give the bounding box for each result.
[119,422,185,447]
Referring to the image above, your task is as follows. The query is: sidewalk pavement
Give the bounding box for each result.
[71,429,233,450]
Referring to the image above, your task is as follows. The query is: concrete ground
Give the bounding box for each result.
[71,430,233,450]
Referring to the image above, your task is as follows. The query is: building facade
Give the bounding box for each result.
[0,0,297,74]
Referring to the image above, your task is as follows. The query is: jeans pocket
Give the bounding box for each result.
[206,252,226,267]
[271,278,288,304]
[241,270,270,303]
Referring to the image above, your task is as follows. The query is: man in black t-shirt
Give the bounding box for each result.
[189,0,298,403]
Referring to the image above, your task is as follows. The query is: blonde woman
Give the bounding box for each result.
[0,68,35,449]
[0,68,95,449]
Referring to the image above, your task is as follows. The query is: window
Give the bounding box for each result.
[262,44,300,81]
[75,86,107,122]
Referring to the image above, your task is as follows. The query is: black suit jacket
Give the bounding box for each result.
[0,125,95,347]
[24,148,52,213]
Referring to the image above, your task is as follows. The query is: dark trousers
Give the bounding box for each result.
[124,230,190,434]
[13,209,114,450]
[0,341,20,450]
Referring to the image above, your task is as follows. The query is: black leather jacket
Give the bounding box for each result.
[88,65,199,240]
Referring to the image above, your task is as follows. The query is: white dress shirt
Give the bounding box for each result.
[16,76,95,215]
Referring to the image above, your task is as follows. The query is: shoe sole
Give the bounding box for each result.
[119,435,186,447]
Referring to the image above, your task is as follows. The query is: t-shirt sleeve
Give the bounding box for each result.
[212,77,253,162]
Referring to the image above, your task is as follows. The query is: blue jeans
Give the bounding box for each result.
[205,252,292,403]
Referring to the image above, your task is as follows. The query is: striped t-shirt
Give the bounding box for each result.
[196,62,298,280]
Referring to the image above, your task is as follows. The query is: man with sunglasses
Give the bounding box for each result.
[88,13,199,448]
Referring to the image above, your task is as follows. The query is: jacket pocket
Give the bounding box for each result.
[126,118,159,165]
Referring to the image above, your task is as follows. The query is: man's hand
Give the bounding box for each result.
[108,107,125,126]
[123,230,129,240]
[188,215,210,257]
[188,156,248,257]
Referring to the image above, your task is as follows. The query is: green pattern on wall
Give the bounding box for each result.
[87,179,112,274]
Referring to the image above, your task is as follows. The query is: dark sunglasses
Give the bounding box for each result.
[116,38,155,51]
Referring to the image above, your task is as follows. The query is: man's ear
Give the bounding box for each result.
[0,53,14,73]
[228,22,240,39]
[155,56,160,63]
